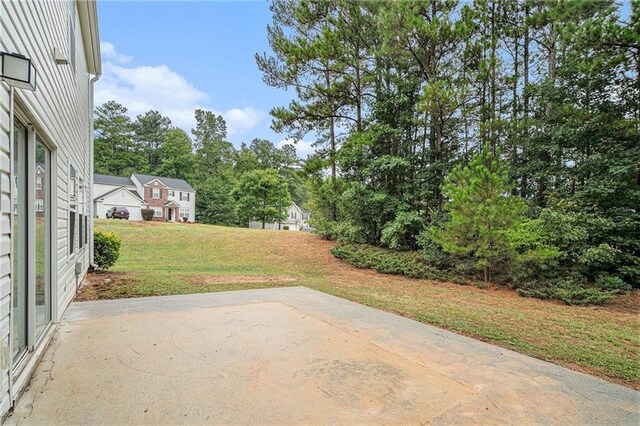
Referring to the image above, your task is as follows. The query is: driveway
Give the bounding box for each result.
[8,287,639,425]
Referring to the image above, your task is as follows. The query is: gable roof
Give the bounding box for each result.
[94,186,146,203]
[290,202,310,215]
[132,173,195,192]
[94,174,135,187]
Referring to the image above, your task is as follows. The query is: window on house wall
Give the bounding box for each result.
[36,176,42,189]
[69,164,77,254]
[79,214,84,248]
[78,177,84,249]
[168,190,174,197]
[152,187,161,199]
[180,192,190,202]
[180,208,190,219]
[153,207,163,217]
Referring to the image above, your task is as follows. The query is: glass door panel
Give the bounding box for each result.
[35,138,51,338]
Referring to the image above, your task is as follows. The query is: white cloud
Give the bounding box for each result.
[224,107,264,136]
[100,41,132,64]
[95,42,264,136]
[277,138,317,159]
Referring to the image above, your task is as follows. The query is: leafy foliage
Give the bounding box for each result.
[233,169,292,228]
[517,276,613,306]
[260,0,638,304]
[93,229,121,271]
[331,244,458,282]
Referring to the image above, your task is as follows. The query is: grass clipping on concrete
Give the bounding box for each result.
[84,219,639,390]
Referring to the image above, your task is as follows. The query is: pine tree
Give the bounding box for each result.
[433,144,525,282]
[94,101,144,176]
[132,110,172,172]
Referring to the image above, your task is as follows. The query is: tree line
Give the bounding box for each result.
[94,101,304,227]
[257,0,639,298]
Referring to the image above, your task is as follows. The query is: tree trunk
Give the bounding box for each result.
[538,23,556,206]
[522,3,530,197]
[490,0,497,155]
[324,66,338,221]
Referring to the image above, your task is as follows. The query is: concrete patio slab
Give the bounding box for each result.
[7,287,639,425]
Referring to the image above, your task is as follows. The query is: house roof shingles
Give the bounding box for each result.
[94,174,135,187]
[132,173,195,192]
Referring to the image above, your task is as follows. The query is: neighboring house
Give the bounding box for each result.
[93,174,147,221]
[93,173,196,222]
[249,202,311,231]
[0,0,101,419]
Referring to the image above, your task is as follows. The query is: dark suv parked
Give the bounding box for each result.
[106,206,130,220]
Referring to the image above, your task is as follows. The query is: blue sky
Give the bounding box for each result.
[95,1,316,157]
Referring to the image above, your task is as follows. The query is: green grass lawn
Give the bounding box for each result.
[90,219,640,389]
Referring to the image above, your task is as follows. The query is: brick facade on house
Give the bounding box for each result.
[144,180,170,221]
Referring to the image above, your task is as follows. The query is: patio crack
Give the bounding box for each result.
[14,327,63,423]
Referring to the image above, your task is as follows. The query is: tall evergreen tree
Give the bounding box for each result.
[94,101,144,176]
[132,110,172,173]
[432,145,525,282]
[156,128,195,181]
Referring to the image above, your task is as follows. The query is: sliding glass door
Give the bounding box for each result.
[12,117,52,363]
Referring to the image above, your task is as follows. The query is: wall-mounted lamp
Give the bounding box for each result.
[0,51,37,91]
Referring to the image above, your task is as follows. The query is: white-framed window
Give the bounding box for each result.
[180,192,190,201]
[153,207,163,217]
[35,199,44,212]
[69,163,77,254]
[168,190,175,197]
[152,187,160,199]
[36,176,42,190]
[179,208,189,219]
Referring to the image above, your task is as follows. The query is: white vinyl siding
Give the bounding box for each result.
[0,0,96,416]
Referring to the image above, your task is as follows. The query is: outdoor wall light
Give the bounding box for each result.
[0,51,37,91]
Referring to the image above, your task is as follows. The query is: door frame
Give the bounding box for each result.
[9,100,58,392]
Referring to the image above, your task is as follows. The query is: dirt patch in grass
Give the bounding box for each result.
[76,271,142,301]
[190,275,297,285]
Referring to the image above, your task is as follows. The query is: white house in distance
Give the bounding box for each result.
[94,173,196,222]
[0,0,101,418]
[249,202,311,231]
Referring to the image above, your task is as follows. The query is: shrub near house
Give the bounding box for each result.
[141,208,154,221]
[94,230,121,271]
